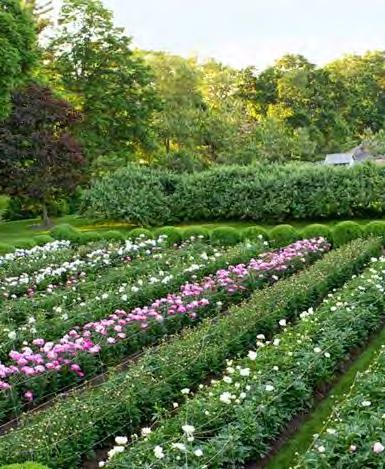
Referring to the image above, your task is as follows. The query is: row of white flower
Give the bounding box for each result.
[295,343,385,467]
[0,236,167,297]
[0,240,71,269]
[105,256,385,468]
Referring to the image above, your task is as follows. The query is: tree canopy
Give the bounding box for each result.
[47,0,160,161]
[0,0,37,119]
[0,83,86,225]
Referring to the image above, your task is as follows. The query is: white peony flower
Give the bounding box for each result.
[265,384,275,392]
[317,446,326,453]
[279,319,287,327]
[107,446,125,459]
[182,424,195,437]
[194,448,203,457]
[172,443,186,452]
[220,392,232,404]
[141,427,152,437]
[248,350,257,360]
[181,388,190,395]
[154,445,165,459]
[373,442,385,453]
[115,436,128,445]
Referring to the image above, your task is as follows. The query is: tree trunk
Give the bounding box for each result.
[41,201,51,228]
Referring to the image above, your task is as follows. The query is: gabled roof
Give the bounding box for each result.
[324,153,353,164]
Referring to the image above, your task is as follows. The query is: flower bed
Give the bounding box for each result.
[296,344,385,468]
[0,239,326,420]
[0,239,228,350]
[0,238,377,468]
[0,236,167,298]
[0,241,71,276]
[106,254,385,468]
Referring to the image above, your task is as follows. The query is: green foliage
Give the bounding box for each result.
[0,0,37,119]
[114,252,385,467]
[1,239,377,468]
[85,163,385,226]
[0,84,86,225]
[77,231,103,244]
[270,224,299,247]
[0,242,15,255]
[82,165,177,226]
[4,197,71,222]
[364,220,385,243]
[33,235,55,245]
[153,226,183,246]
[127,228,153,240]
[182,226,210,240]
[13,238,37,249]
[241,226,270,241]
[0,464,50,469]
[102,230,125,241]
[301,223,332,241]
[48,0,159,161]
[332,221,363,247]
[50,223,80,242]
[210,227,240,246]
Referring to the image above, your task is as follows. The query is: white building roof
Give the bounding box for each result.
[324,153,353,165]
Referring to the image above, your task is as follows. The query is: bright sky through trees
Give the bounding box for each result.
[69,0,385,69]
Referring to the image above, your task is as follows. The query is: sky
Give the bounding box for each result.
[53,0,385,70]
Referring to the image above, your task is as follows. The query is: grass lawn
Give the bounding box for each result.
[267,325,385,469]
[0,214,384,246]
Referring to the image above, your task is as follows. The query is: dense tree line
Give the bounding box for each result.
[2,0,385,222]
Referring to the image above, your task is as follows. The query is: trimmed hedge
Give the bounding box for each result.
[50,224,80,243]
[332,221,363,247]
[13,239,37,249]
[210,227,241,246]
[364,220,385,242]
[33,235,54,246]
[153,226,183,246]
[126,228,153,240]
[0,238,379,468]
[270,224,299,247]
[102,230,125,241]
[181,226,210,240]
[301,223,332,241]
[0,243,14,255]
[83,163,385,226]
[241,225,269,241]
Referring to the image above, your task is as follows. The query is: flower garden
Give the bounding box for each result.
[1,224,385,468]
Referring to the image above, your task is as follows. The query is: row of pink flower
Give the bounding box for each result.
[0,238,329,399]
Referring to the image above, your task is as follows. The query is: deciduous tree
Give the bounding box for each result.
[0,83,86,226]
[0,0,37,119]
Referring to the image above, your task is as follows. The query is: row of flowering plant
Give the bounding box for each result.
[106,255,385,468]
[0,240,72,276]
[0,240,266,419]
[295,344,385,468]
[0,238,319,418]
[0,238,227,350]
[0,238,378,468]
[0,236,168,298]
